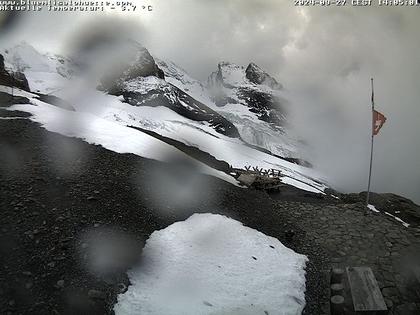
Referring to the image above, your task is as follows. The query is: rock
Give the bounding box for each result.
[285,229,295,241]
[88,289,106,300]
[0,59,30,91]
[0,54,4,71]
[117,283,127,294]
[87,196,97,201]
[382,287,398,297]
[394,303,419,315]
[56,280,65,288]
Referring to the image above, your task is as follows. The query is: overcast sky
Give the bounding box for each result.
[1,1,419,202]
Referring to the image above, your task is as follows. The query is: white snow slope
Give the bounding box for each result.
[114,213,308,315]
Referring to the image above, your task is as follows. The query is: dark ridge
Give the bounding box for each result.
[128,125,232,173]
[0,91,30,107]
[0,55,30,92]
[34,93,75,112]
[122,83,240,138]
[242,139,312,167]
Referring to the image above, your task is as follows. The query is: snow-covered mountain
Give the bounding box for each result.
[2,41,76,94]
[158,59,302,159]
[1,41,328,194]
[207,61,285,124]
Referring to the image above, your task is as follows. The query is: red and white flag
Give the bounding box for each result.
[373,109,386,135]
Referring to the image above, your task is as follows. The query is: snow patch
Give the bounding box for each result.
[115,213,308,315]
[368,205,410,228]
[367,204,380,213]
[385,211,410,228]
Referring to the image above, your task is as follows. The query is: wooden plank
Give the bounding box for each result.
[347,267,387,313]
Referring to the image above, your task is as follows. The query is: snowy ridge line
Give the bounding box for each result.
[127,124,232,173]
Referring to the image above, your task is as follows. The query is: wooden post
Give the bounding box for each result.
[331,283,344,296]
[330,295,345,315]
[331,268,344,284]
[366,78,375,209]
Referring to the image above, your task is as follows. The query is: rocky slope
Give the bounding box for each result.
[0,53,29,91]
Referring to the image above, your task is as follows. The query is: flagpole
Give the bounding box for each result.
[366,78,375,207]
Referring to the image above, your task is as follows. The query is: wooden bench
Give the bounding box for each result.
[346,267,387,314]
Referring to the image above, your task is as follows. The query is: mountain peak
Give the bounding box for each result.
[209,61,282,91]
[245,62,283,90]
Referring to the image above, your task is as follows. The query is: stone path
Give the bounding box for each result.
[274,200,420,315]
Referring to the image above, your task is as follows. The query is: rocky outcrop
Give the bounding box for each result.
[122,78,240,138]
[0,53,30,92]
[342,192,420,226]
[245,63,283,90]
[0,54,4,71]
[100,42,164,94]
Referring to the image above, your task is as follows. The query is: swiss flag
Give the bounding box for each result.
[373,110,386,135]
